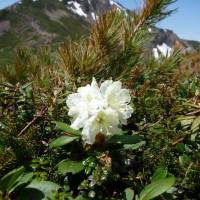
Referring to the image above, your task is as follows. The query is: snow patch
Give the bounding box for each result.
[157,43,172,57]
[91,12,96,20]
[110,0,126,12]
[67,1,87,18]
[153,48,159,59]
[153,43,173,59]
[148,28,152,33]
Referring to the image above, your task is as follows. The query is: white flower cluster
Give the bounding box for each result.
[66,78,133,144]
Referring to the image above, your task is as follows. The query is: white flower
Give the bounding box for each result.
[82,108,121,144]
[66,78,133,144]
[100,80,133,125]
[66,78,103,130]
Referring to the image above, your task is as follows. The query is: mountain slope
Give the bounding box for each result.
[185,39,200,50]
[147,27,198,58]
[0,0,199,65]
[0,0,126,65]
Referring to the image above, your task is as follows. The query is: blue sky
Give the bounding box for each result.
[117,0,200,41]
[0,0,199,41]
[0,0,17,9]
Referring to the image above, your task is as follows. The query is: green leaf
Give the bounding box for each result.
[18,180,60,200]
[57,160,84,175]
[49,136,78,148]
[52,121,80,136]
[19,82,32,96]
[176,143,185,153]
[150,125,164,134]
[191,116,200,132]
[10,172,34,193]
[139,177,175,200]
[124,141,146,150]
[21,82,32,90]
[17,188,44,200]
[108,135,143,144]
[125,188,134,200]
[75,195,88,200]
[179,155,191,167]
[0,166,24,192]
[181,118,194,128]
[151,168,168,182]
[191,133,197,141]
[177,116,194,128]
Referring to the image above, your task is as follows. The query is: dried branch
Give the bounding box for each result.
[18,106,47,137]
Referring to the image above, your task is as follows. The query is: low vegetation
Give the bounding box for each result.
[0,0,199,199]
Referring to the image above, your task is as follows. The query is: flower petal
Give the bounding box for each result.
[119,89,131,103]
[66,93,81,107]
[82,116,100,144]
[66,78,133,144]
[70,111,89,130]
[100,80,113,95]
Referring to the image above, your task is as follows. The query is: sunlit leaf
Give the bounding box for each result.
[18,180,60,200]
[139,177,175,200]
[57,160,84,175]
[49,136,78,148]
[10,172,34,193]
[177,116,194,129]
[124,141,146,150]
[125,188,134,200]
[151,167,168,182]
[0,166,24,192]
[179,155,191,167]
[191,116,200,132]
[150,125,164,134]
[52,121,81,136]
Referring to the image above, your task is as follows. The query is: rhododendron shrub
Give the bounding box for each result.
[66,78,133,144]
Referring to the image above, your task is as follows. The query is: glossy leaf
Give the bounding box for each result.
[124,141,146,150]
[139,177,175,200]
[18,180,60,200]
[49,136,78,148]
[52,121,81,136]
[108,135,143,144]
[151,167,168,182]
[125,188,134,200]
[0,166,24,192]
[57,160,84,175]
[10,172,34,193]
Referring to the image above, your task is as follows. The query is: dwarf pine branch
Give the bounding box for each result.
[133,0,177,33]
